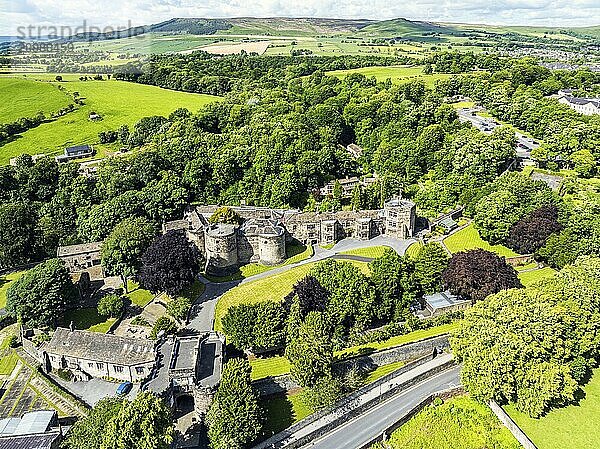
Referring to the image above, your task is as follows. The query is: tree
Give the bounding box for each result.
[450,257,600,417]
[286,311,333,387]
[97,293,123,318]
[101,217,156,293]
[570,149,596,178]
[222,302,287,352]
[166,296,192,322]
[473,190,521,244]
[506,205,562,254]
[6,258,77,328]
[412,242,450,294]
[442,249,522,302]
[62,397,123,449]
[150,316,177,340]
[208,207,241,225]
[0,202,39,268]
[206,358,263,449]
[139,231,200,296]
[101,392,174,449]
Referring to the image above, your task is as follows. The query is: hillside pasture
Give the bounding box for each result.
[0,77,219,165]
[0,78,72,123]
[326,65,455,86]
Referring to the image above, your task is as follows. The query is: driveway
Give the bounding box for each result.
[51,376,139,407]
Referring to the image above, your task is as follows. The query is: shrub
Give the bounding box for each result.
[150,316,177,339]
[97,294,124,318]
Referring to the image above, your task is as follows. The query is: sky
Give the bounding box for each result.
[1,0,599,36]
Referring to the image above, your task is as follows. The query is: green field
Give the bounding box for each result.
[404,242,423,259]
[214,260,369,331]
[517,267,557,287]
[63,307,116,333]
[443,224,519,257]
[327,65,456,87]
[338,246,390,259]
[505,369,600,449]
[363,361,405,384]
[123,280,154,307]
[0,270,26,309]
[0,76,219,165]
[249,323,456,380]
[376,395,520,449]
[0,78,72,123]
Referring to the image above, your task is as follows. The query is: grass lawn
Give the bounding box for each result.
[377,395,520,449]
[249,323,457,380]
[338,246,389,259]
[123,280,154,307]
[404,242,423,259]
[518,267,557,287]
[213,259,369,331]
[443,224,519,257]
[0,270,27,309]
[250,356,291,380]
[451,101,476,109]
[336,323,459,359]
[175,280,205,302]
[0,78,72,123]
[0,352,19,375]
[364,361,405,384]
[63,308,116,333]
[0,77,219,165]
[326,65,457,87]
[260,390,313,438]
[505,368,600,449]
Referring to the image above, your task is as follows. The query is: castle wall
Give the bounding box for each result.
[259,234,286,265]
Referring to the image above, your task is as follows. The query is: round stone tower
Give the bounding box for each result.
[259,229,286,265]
[205,223,238,275]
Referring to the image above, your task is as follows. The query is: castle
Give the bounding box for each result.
[164,197,416,275]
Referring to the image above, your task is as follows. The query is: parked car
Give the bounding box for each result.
[116,381,133,395]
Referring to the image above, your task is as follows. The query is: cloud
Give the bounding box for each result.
[1,0,599,35]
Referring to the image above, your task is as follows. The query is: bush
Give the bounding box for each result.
[97,294,124,318]
[150,316,177,339]
[166,296,192,322]
[6,335,18,348]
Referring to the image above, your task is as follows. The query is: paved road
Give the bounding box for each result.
[299,365,461,449]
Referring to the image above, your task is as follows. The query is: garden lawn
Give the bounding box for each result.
[363,361,405,384]
[0,77,219,165]
[0,270,26,309]
[404,242,423,259]
[124,280,154,307]
[443,224,518,257]
[213,260,369,331]
[336,323,459,359]
[63,308,116,333]
[0,78,72,123]
[0,352,19,375]
[339,246,389,259]
[505,368,600,449]
[518,267,557,287]
[249,323,457,380]
[250,356,291,380]
[260,390,312,438]
[377,395,520,449]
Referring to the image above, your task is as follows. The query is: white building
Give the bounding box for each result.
[558,95,600,115]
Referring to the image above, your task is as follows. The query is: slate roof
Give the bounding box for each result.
[44,328,155,366]
[65,145,92,155]
[240,218,285,237]
[56,242,102,257]
[0,432,61,449]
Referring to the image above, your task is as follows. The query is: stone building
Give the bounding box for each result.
[165,196,416,275]
[41,327,156,383]
[57,242,104,281]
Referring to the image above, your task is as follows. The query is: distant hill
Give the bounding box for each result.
[357,18,458,37]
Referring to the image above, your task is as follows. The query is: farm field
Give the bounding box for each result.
[249,323,457,380]
[326,65,456,86]
[443,224,519,257]
[0,76,219,165]
[505,368,600,449]
[374,395,520,449]
[0,270,26,309]
[213,259,369,331]
[0,78,72,123]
